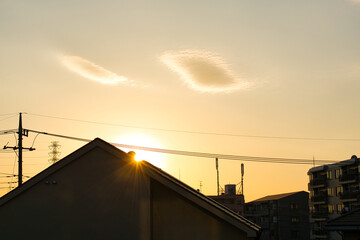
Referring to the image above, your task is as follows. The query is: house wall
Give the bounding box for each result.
[0,147,151,240]
[0,142,258,240]
[151,179,247,240]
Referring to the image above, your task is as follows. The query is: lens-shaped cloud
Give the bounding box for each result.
[60,55,130,85]
[161,50,249,93]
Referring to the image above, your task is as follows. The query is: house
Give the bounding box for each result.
[308,156,360,240]
[244,191,310,240]
[325,208,360,240]
[0,138,261,240]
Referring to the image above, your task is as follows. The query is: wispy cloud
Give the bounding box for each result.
[59,55,130,85]
[160,50,250,93]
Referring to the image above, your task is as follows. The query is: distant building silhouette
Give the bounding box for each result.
[308,155,360,240]
[325,208,360,240]
[209,184,245,216]
[244,191,310,240]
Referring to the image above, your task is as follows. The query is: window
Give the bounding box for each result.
[335,169,342,179]
[290,203,299,210]
[327,170,332,180]
[327,188,334,197]
[310,190,314,198]
[337,204,344,213]
[291,217,300,223]
[328,205,334,214]
[336,186,343,196]
[309,206,314,213]
[291,230,299,239]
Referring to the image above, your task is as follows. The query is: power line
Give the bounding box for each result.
[0,129,17,135]
[0,113,19,117]
[0,115,17,122]
[27,113,360,142]
[27,129,339,165]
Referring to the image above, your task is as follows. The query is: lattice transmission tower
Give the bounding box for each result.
[48,141,61,164]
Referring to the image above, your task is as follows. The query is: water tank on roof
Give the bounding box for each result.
[225,184,236,196]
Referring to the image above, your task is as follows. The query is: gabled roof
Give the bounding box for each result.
[0,138,261,236]
[248,191,307,203]
[0,138,128,206]
[325,209,360,231]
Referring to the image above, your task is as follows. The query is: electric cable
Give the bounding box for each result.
[0,114,17,122]
[26,129,339,165]
[27,113,360,142]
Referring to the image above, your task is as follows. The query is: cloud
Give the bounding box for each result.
[59,55,130,85]
[160,50,250,93]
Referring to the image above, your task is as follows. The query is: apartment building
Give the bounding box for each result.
[244,191,310,240]
[308,155,360,240]
[209,184,245,215]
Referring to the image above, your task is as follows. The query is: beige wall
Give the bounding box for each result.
[151,179,247,240]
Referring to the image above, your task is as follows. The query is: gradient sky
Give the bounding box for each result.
[1,0,360,201]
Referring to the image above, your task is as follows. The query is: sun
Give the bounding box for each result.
[114,133,166,169]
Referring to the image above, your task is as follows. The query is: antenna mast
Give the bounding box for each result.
[241,163,244,195]
[216,158,219,196]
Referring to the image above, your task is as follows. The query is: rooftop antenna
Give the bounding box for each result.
[216,158,219,196]
[3,113,35,187]
[313,156,315,167]
[241,163,244,195]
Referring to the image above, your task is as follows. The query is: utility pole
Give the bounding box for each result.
[18,112,23,186]
[3,113,35,187]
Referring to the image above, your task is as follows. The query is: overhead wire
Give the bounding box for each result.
[27,113,360,142]
[0,113,18,117]
[0,114,17,122]
[27,129,339,165]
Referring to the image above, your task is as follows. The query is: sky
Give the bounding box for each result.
[1,0,360,201]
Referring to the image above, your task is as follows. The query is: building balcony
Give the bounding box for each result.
[339,172,359,183]
[311,194,327,203]
[312,229,327,237]
[340,191,360,201]
[309,177,327,187]
[311,210,328,219]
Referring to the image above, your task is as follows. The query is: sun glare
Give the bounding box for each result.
[114,133,166,169]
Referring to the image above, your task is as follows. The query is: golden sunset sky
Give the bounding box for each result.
[1,0,360,201]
